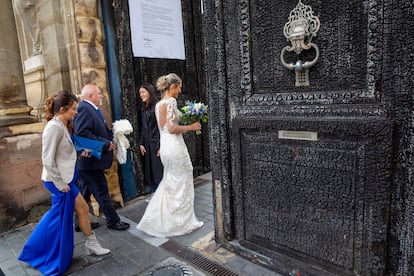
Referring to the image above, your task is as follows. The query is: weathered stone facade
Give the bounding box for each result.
[6,0,414,275]
[0,0,122,232]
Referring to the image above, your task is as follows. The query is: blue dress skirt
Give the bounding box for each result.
[19,171,79,276]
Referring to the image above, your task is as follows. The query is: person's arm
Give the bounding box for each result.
[155,128,160,155]
[159,99,200,134]
[74,104,112,150]
[139,111,145,145]
[152,107,161,151]
[138,111,146,155]
[42,123,68,191]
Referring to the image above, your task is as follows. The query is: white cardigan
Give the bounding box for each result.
[41,117,77,191]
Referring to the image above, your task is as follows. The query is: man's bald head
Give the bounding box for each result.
[81,84,103,106]
[81,84,99,98]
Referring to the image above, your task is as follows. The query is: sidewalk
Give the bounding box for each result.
[0,172,280,276]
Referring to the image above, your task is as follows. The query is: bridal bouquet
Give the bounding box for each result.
[179,101,208,135]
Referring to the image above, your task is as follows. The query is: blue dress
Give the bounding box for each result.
[19,171,79,276]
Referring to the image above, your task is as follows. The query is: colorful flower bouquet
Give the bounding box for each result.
[179,101,208,135]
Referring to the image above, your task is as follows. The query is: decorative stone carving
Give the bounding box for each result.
[23,66,46,120]
[0,0,36,128]
[12,0,41,57]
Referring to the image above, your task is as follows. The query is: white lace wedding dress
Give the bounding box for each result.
[136,97,203,237]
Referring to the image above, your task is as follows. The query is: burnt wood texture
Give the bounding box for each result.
[203,0,414,275]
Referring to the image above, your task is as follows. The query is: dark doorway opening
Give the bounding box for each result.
[110,0,210,198]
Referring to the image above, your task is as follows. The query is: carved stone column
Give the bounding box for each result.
[0,0,45,233]
[0,0,36,129]
[12,0,42,58]
[11,0,46,121]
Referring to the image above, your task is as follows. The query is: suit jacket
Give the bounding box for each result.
[139,104,160,151]
[41,117,77,191]
[73,101,113,170]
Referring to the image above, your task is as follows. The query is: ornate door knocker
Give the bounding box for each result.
[280,0,320,87]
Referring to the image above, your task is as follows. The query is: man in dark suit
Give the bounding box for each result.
[74,84,129,231]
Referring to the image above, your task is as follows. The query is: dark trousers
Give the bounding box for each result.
[77,170,120,225]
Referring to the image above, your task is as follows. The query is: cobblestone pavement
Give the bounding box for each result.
[0,172,280,276]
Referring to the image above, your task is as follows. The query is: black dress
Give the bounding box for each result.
[139,104,164,192]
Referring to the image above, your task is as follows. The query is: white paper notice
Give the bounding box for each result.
[129,0,185,60]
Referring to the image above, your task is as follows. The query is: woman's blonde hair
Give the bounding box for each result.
[156,73,182,95]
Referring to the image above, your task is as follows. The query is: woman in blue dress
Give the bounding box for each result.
[19,90,110,275]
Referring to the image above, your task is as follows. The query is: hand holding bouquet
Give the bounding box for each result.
[179,101,208,135]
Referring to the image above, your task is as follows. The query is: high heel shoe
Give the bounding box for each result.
[84,231,110,256]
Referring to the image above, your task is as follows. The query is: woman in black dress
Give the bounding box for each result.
[138,84,164,194]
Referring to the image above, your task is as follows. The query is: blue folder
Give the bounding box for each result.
[72,136,105,160]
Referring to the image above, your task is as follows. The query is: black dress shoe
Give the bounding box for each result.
[107,221,130,231]
[74,222,100,232]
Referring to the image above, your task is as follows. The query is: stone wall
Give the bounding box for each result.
[36,0,71,95]
[0,0,45,232]
[0,132,47,232]
[0,0,123,232]
[74,0,123,210]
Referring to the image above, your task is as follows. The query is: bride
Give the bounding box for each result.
[136,73,204,237]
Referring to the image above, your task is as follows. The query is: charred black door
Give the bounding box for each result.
[202,0,413,275]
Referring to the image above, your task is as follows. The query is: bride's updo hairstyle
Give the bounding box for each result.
[156,73,182,96]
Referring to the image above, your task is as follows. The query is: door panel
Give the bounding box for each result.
[205,0,392,275]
